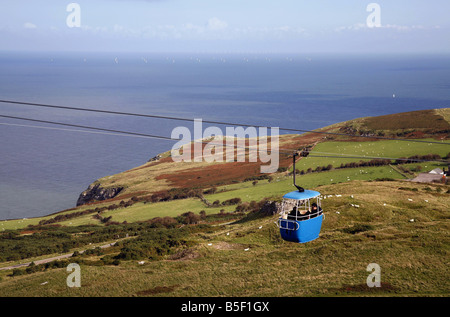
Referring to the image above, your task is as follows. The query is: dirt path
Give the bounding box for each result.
[0,241,118,271]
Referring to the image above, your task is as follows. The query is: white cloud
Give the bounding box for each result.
[80,25,108,34]
[113,24,125,32]
[275,26,291,32]
[23,22,37,29]
[207,17,228,31]
[382,24,416,31]
[335,23,438,33]
[183,23,204,33]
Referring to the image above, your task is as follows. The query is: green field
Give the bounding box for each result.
[295,138,449,172]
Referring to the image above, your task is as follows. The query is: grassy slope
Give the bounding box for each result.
[0,108,449,296]
[1,160,445,231]
[1,129,449,230]
[0,180,448,297]
[57,108,450,200]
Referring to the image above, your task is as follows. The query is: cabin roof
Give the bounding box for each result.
[283,190,321,200]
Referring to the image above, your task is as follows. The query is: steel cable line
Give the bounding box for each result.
[0,122,167,139]
[1,114,448,164]
[1,99,449,145]
[0,114,293,155]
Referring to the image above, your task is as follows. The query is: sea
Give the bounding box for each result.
[0,51,449,220]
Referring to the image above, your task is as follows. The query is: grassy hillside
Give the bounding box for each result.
[0,180,448,296]
[0,108,449,297]
[1,159,446,231]
[1,109,449,230]
[64,108,450,206]
[326,108,450,140]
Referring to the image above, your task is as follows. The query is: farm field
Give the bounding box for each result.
[296,138,450,171]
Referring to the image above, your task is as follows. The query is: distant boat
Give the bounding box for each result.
[392,94,396,98]
[114,57,119,64]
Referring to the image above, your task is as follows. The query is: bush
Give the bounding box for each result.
[101,216,113,224]
[11,268,25,276]
[221,198,242,206]
[147,217,178,228]
[178,212,201,224]
[398,187,418,192]
[83,247,104,256]
[114,227,199,261]
[203,187,217,195]
[243,174,270,182]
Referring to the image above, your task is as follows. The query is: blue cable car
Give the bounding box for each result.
[276,152,324,243]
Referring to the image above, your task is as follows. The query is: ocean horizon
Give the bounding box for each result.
[1,51,449,220]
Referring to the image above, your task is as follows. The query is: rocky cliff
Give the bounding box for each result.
[76,183,124,206]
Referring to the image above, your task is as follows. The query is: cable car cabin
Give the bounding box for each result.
[277,190,323,243]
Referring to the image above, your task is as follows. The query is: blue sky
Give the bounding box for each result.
[0,0,449,53]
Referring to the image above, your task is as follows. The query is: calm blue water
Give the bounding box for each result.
[0,52,449,219]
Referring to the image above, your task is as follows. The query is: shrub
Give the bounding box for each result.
[203,187,217,195]
[221,198,242,206]
[147,217,178,228]
[11,269,25,276]
[179,212,201,224]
